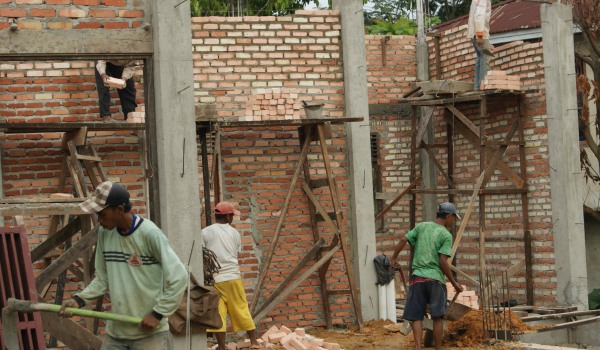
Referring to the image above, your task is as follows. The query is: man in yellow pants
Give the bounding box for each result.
[202,202,261,349]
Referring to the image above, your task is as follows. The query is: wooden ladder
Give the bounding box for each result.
[251,122,363,329]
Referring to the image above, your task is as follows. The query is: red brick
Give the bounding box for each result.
[101,0,125,5]
[73,0,99,4]
[30,8,56,17]
[75,21,102,29]
[58,8,86,18]
[118,10,143,18]
[47,21,73,30]
[44,0,69,3]
[103,21,129,29]
[90,9,116,18]
[0,8,26,17]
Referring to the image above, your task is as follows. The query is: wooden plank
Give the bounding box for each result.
[0,29,153,59]
[35,226,99,292]
[0,197,81,204]
[421,143,454,187]
[254,238,326,316]
[481,120,520,187]
[0,122,145,134]
[415,109,434,147]
[375,177,421,222]
[445,104,480,138]
[411,188,527,195]
[0,203,86,216]
[41,313,102,350]
[196,117,364,129]
[302,183,340,235]
[298,125,333,329]
[521,310,600,322]
[252,244,341,324]
[30,217,81,262]
[76,154,102,162]
[449,171,486,264]
[528,315,600,333]
[250,126,313,313]
[317,124,343,222]
[89,146,108,182]
[416,80,472,94]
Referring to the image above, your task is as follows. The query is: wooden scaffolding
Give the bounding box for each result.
[197,116,364,329]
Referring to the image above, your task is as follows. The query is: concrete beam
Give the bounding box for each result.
[541,2,588,312]
[0,29,153,59]
[149,1,205,348]
[334,0,379,322]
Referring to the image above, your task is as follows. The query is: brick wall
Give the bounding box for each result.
[192,11,356,329]
[425,26,553,303]
[0,0,147,30]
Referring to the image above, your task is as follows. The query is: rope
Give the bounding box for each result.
[203,247,221,286]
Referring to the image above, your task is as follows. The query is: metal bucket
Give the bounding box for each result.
[302,101,324,119]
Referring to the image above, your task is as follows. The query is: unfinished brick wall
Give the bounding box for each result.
[0,0,146,30]
[192,11,355,329]
[425,26,555,303]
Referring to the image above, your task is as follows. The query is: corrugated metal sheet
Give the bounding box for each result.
[433,0,542,35]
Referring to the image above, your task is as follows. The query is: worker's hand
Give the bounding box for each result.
[476,36,484,47]
[451,281,463,294]
[390,256,398,269]
[59,299,80,318]
[140,313,161,331]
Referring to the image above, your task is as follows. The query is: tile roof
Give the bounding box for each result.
[433,0,542,35]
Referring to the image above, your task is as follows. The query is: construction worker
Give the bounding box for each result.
[390,202,464,350]
[95,60,138,122]
[467,0,492,90]
[202,202,261,350]
[59,181,187,350]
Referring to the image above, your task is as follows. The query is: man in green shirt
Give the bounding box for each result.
[59,181,188,350]
[391,202,463,350]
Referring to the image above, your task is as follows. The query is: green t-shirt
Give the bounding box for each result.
[405,221,453,284]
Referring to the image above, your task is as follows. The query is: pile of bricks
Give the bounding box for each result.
[240,88,306,122]
[213,325,344,350]
[480,70,522,91]
[126,106,145,124]
[446,282,479,310]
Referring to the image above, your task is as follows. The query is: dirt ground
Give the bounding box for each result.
[211,315,533,349]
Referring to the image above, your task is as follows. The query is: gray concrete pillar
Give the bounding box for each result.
[150,1,205,348]
[416,0,437,221]
[541,3,588,310]
[334,0,379,321]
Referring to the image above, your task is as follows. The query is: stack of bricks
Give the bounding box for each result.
[230,325,343,350]
[127,106,145,124]
[480,70,522,91]
[240,88,305,122]
[446,282,479,310]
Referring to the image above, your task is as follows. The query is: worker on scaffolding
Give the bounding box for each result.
[59,181,187,350]
[467,0,493,91]
[95,60,138,122]
[390,202,463,350]
[202,202,262,350]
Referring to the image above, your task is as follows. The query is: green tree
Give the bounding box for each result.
[190,0,311,16]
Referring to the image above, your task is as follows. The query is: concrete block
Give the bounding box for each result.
[268,332,287,344]
[290,338,308,350]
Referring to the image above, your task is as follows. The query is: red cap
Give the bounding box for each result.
[214,202,241,216]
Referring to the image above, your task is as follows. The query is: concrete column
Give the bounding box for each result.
[334,0,379,321]
[416,0,437,221]
[541,3,588,310]
[150,1,205,349]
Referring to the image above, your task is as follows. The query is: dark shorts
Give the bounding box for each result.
[403,276,447,321]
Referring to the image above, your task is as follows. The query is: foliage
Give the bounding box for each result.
[190,0,311,16]
[366,18,417,35]
[571,0,600,185]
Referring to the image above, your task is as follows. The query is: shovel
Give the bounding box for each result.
[446,293,472,321]
[2,298,142,350]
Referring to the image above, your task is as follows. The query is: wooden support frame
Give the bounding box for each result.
[201,118,365,328]
[404,92,532,301]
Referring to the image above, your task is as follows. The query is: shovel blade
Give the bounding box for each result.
[1,307,20,350]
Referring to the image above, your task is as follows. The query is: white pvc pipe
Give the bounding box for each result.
[378,284,387,320]
[386,281,397,323]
